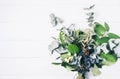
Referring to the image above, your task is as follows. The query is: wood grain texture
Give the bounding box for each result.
[0,0,120,79]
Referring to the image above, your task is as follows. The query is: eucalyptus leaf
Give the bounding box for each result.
[108,33,120,39]
[104,22,110,31]
[68,44,79,55]
[50,14,63,26]
[50,14,58,26]
[84,4,95,10]
[94,22,106,36]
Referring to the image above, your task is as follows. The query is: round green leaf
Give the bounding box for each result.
[68,44,79,55]
[100,52,117,63]
[94,22,106,36]
[105,53,117,63]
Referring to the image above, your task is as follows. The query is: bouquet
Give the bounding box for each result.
[48,5,120,79]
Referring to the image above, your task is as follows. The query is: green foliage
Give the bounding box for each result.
[99,52,117,64]
[52,62,61,65]
[96,37,109,45]
[61,62,75,71]
[68,44,79,55]
[94,22,106,36]
[104,22,110,32]
[108,33,120,39]
[92,35,99,41]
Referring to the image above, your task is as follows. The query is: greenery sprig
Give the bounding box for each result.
[84,5,95,27]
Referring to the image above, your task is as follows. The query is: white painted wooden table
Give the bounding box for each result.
[0,0,120,79]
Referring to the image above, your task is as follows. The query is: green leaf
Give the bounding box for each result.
[61,62,75,71]
[102,60,114,66]
[52,62,61,65]
[92,35,99,41]
[104,22,110,31]
[68,44,79,55]
[66,65,76,71]
[105,53,117,63]
[96,37,109,45]
[108,33,120,39]
[100,52,117,64]
[94,22,106,36]
[99,52,106,58]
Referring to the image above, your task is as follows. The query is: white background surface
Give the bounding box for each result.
[0,0,120,79]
